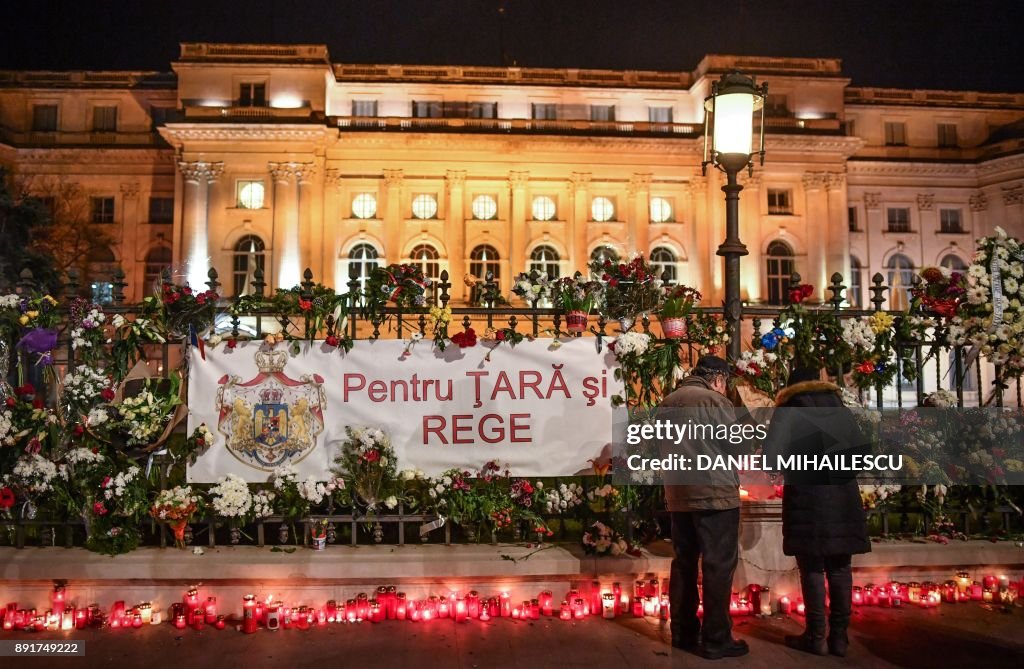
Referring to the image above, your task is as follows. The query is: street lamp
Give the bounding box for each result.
[702,71,767,360]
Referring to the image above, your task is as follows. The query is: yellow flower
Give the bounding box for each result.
[43,295,57,305]
[869,312,894,335]
[18,315,29,325]
[26,310,39,320]
[429,306,452,325]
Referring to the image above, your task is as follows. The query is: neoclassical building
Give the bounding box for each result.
[1,43,1022,306]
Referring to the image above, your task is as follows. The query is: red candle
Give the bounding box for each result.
[479,606,490,622]
[486,597,497,618]
[357,593,369,621]
[174,614,187,630]
[409,602,421,622]
[779,596,792,614]
[529,599,540,620]
[215,616,226,630]
[467,591,480,619]
[437,599,449,619]
[660,594,670,620]
[74,608,86,631]
[500,592,511,618]
[386,586,398,619]
[204,597,217,624]
[539,590,553,617]
[51,585,66,616]
[876,588,890,607]
[283,607,294,629]
[455,599,468,623]
[242,595,257,634]
[982,575,998,590]
[590,581,602,617]
[346,599,358,623]
[376,587,388,617]
[943,581,958,603]
[369,602,381,623]
[184,588,199,623]
[396,593,407,621]
[511,607,520,619]
[852,586,864,606]
[573,597,586,620]
[192,607,205,630]
[559,600,571,620]
[970,582,983,601]
[795,600,806,616]
[612,582,623,615]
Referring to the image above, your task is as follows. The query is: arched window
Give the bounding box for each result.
[529,245,561,280]
[650,247,678,282]
[87,245,116,304]
[589,245,620,279]
[143,246,172,296]
[940,254,968,272]
[469,244,501,305]
[886,253,914,310]
[233,235,266,296]
[347,243,380,294]
[765,240,795,305]
[848,256,863,308]
[410,243,441,304]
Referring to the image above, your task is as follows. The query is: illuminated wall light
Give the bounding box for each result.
[271,95,304,109]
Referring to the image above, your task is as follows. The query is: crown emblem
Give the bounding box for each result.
[260,387,284,404]
[255,349,288,373]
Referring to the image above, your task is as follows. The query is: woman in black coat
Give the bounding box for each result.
[763,367,871,658]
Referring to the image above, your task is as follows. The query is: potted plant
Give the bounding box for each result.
[552,273,602,333]
[657,284,701,338]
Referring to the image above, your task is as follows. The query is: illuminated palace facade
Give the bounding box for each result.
[1,43,1022,306]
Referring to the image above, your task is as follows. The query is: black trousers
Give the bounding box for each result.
[669,508,740,648]
[795,554,853,637]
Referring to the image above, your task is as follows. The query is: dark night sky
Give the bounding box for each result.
[2,0,1022,92]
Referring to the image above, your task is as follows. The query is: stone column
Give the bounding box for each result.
[119,182,140,300]
[508,171,529,281]
[802,171,829,292]
[269,162,298,288]
[826,173,850,286]
[916,193,935,266]
[569,172,591,273]
[294,162,318,282]
[969,191,988,237]
[628,173,652,256]
[445,170,467,290]
[177,160,223,289]
[323,169,343,287]
[383,169,404,265]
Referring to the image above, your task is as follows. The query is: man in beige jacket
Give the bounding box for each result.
[660,355,747,659]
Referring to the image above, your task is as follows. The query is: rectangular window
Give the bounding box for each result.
[468,101,497,119]
[412,100,442,118]
[886,207,910,233]
[940,208,963,233]
[238,82,266,107]
[90,196,115,224]
[848,206,858,232]
[92,106,117,132]
[32,104,58,131]
[884,121,907,146]
[844,119,856,136]
[938,123,958,148]
[531,103,557,120]
[648,106,673,123]
[351,100,378,117]
[148,197,174,224]
[589,105,615,122]
[767,188,793,215]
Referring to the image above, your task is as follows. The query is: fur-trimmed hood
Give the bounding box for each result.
[774,380,841,407]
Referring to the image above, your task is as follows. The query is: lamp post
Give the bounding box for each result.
[702,71,767,360]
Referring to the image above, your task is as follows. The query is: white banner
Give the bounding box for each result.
[186,338,624,482]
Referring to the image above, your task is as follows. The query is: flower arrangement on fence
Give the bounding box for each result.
[331,426,400,512]
[734,348,784,396]
[367,263,432,311]
[67,298,107,361]
[113,377,182,447]
[1,293,61,366]
[592,254,662,326]
[776,284,851,372]
[848,312,918,390]
[149,485,201,549]
[608,332,686,408]
[159,282,219,338]
[551,273,602,315]
[511,271,552,306]
[61,364,114,420]
[539,481,585,514]
[911,266,968,319]
[269,283,350,346]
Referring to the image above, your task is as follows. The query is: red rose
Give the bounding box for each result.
[495,330,506,341]
[325,335,340,347]
[4,397,14,408]
[101,476,112,488]
[451,328,478,348]
[609,278,619,287]
[196,438,205,447]
[100,388,115,401]
[299,299,313,312]
[856,360,876,374]
[32,398,44,410]
[73,424,85,436]
[16,383,34,396]
[0,487,15,510]
[363,449,380,463]
[227,339,238,349]
[93,501,108,516]
[182,286,193,296]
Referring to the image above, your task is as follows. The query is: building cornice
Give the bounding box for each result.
[159,124,336,147]
[847,160,979,178]
[13,146,174,164]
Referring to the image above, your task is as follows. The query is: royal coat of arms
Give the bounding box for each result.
[215,349,326,470]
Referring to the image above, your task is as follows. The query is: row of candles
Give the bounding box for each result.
[2,571,1020,633]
